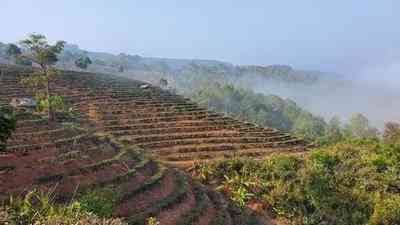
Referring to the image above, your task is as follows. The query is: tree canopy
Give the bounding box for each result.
[17,33,66,121]
[19,34,65,69]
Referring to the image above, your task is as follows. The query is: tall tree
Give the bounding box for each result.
[344,113,379,139]
[383,122,400,144]
[17,34,66,121]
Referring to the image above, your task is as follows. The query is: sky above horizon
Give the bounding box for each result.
[2,0,400,79]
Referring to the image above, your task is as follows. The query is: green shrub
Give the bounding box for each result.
[78,188,117,217]
[3,190,85,225]
[1,189,126,225]
[369,195,400,225]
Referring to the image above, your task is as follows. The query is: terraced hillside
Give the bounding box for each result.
[0,65,310,224]
[0,65,308,167]
[1,115,242,225]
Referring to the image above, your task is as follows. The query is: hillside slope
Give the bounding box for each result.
[0,64,309,224]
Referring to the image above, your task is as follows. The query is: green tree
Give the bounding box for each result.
[345,113,379,139]
[17,34,66,121]
[383,122,400,145]
[0,106,16,152]
[292,112,326,140]
[75,56,92,70]
[323,116,344,144]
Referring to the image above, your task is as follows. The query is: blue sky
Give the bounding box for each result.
[2,0,400,75]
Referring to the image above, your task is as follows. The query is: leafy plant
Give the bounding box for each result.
[217,173,256,208]
[36,95,66,113]
[190,161,215,183]
[369,195,400,225]
[2,189,127,225]
[4,189,83,225]
[146,216,160,225]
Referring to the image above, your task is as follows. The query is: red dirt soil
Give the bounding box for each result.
[156,185,196,225]
[194,202,216,225]
[115,170,175,217]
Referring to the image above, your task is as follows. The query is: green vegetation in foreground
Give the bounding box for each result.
[192,83,379,143]
[0,189,127,225]
[192,138,400,225]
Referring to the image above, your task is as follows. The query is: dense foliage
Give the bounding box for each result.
[192,139,400,225]
[0,106,16,152]
[192,83,326,139]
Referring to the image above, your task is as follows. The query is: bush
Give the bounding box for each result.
[192,140,400,225]
[369,195,400,225]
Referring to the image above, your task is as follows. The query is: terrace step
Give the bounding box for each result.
[109,126,239,137]
[104,120,242,132]
[0,139,123,198]
[207,190,233,225]
[150,138,303,155]
[123,169,194,225]
[159,146,305,162]
[138,135,292,149]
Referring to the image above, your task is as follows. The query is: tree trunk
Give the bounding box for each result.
[43,66,54,122]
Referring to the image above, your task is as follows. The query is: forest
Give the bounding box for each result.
[190,83,380,145]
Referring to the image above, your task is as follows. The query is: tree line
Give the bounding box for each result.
[191,83,392,145]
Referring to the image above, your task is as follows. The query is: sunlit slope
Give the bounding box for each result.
[0,66,252,225]
[0,64,311,224]
[1,65,308,167]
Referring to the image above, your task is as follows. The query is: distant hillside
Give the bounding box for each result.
[3,41,398,128]
[0,42,322,85]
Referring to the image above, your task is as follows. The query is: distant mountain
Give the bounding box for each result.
[1,41,399,128]
[57,44,326,85]
[0,42,328,85]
